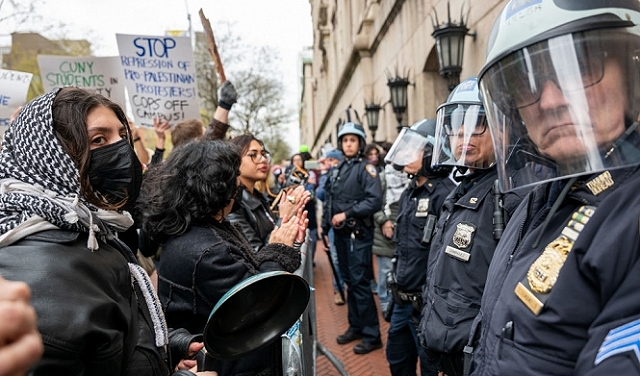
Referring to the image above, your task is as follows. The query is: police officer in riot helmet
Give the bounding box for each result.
[383,119,456,376]
[416,77,531,376]
[469,1,640,375]
[322,122,384,354]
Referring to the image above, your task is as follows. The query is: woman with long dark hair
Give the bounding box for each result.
[0,87,212,375]
[221,134,308,251]
[139,139,307,376]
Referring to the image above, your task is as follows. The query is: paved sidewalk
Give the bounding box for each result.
[312,243,391,376]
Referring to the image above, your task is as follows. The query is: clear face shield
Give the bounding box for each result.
[384,127,430,168]
[480,29,640,191]
[432,103,495,170]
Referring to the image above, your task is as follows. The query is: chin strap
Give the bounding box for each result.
[452,168,469,182]
[531,176,578,249]
[604,122,639,159]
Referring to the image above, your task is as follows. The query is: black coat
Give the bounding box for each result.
[419,167,528,354]
[0,230,195,376]
[393,176,456,292]
[227,187,276,252]
[322,156,383,231]
[470,166,640,375]
[157,221,300,376]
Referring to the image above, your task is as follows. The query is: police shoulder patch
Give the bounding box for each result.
[365,164,378,178]
[595,317,640,366]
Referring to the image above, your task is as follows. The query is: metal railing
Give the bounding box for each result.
[282,234,349,376]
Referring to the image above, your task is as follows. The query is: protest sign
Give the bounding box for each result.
[116,34,200,128]
[37,55,127,109]
[0,69,33,137]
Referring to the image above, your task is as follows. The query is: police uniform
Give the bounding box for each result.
[386,175,456,376]
[418,167,528,374]
[467,167,640,375]
[325,155,383,344]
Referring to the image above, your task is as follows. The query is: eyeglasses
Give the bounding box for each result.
[445,119,488,137]
[487,33,606,109]
[246,149,272,164]
[443,105,489,137]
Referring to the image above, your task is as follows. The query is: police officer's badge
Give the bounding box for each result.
[365,164,378,178]
[452,222,475,248]
[445,222,476,262]
[527,236,572,294]
[415,198,430,217]
[515,205,596,315]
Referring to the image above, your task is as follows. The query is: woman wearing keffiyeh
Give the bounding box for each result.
[0,87,216,376]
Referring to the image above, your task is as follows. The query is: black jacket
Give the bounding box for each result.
[158,221,301,376]
[0,230,195,376]
[227,187,276,251]
[419,167,528,354]
[393,176,456,292]
[322,156,383,232]
[471,166,640,375]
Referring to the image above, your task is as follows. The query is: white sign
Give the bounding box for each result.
[37,55,127,110]
[116,34,200,128]
[0,69,33,135]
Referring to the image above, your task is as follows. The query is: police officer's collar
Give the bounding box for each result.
[453,167,490,183]
[344,155,363,163]
[409,175,438,195]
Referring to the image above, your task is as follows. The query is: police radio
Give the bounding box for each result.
[421,214,437,246]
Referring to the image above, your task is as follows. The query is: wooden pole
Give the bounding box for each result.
[198,8,226,83]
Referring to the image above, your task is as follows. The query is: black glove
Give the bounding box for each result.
[168,328,203,370]
[218,80,238,110]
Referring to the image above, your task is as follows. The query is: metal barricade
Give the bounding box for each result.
[282,233,349,376]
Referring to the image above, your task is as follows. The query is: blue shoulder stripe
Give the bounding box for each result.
[595,317,640,365]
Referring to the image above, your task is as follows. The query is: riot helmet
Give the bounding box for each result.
[479,0,640,191]
[433,77,495,171]
[385,119,453,178]
[337,122,367,155]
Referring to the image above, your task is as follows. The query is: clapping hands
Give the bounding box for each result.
[278,185,310,219]
[269,207,309,247]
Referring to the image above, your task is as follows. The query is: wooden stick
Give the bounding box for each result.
[198,8,226,83]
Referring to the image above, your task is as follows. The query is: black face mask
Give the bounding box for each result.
[88,139,143,207]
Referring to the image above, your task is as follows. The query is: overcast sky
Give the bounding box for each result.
[1,0,313,149]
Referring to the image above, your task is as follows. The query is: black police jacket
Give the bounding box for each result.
[0,229,196,376]
[470,165,640,375]
[419,167,528,355]
[322,156,382,231]
[393,176,456,293]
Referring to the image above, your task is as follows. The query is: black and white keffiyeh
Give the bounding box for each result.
[0,88,132,249]
[0,89,169,348]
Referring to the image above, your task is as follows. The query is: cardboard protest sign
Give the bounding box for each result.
[0,69,33,137]
[38,55,127,109]
[37,55,127,110]
[116,34,200,128]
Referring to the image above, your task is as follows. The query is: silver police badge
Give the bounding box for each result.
[452,222,476,249]
[415,198,430,217]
